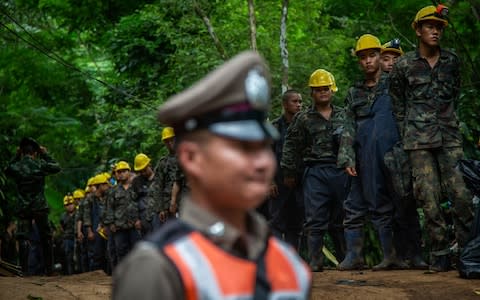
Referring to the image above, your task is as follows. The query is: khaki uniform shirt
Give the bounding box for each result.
[112,198,270,299]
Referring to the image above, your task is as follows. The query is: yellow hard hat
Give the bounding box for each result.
[115,161,131,171]
[161,127,175,141]
[73,189,85,199]
[86,176,95,186]
[102,172,112,180]
[91,173,109,185]
[412,5,448,29]
[308,69,338,92]
[134,153,151,171]
[355,34,381,55]
[381,39,404,56]
[63,195,75,206]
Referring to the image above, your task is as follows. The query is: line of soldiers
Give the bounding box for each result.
[267,4,474,273]
[6,126,185,276]
[58,126,188,276]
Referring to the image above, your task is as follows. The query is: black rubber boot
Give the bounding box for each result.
[307,233,324,272]
[337,229,364,271]
[430,254,451,272]
[373,229,408,271]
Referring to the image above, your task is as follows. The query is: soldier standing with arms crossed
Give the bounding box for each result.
[389,4,473,272]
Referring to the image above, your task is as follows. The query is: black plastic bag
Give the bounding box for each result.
[457,159,480,197]
[457,159,480,279]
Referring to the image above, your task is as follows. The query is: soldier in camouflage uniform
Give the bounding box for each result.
[389,5,473,272]
[131,153,155,235]
[381,39,428,269]
[60,195,76,275]
[6,138,61,275]
[269,89,304,250]
[146,127,181,230]
[75,179,94,273]
[83,174,110,272]
[281,70,347,272]
[104,161,141,264]
[337,34,406,271]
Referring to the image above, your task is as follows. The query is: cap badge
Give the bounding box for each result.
[245,68,269,109]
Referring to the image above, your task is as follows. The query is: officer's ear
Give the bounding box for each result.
[176,139,203,179]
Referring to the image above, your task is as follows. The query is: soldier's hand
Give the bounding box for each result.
[284,177,296,188]
[87,228,95,241]
[110,224,116,233]
[159,211,167,223]
[269,183,279,198]
[345,167,357,177]
[169,202,177,214]
[77,231,84,241]
[134,219,142,230]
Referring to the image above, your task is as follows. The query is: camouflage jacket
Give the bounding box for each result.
[337,74,389,168]
[83,193,107,229]
[389,49,462,150]
[75,194,89,225]
[6,152,61,213]
[60,211,76,240]
[281,105,345,178]
[271,115,292,182]
[146,153,179,219]
[131,174,154,220]
[105,184,139,230]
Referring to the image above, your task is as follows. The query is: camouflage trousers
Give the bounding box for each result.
[409,147,473,252]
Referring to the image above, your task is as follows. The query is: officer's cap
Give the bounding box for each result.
[157,51,278,141]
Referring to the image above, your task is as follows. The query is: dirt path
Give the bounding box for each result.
[1,269,480,299]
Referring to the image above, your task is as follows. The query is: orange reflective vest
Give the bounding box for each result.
[163,231,311,300]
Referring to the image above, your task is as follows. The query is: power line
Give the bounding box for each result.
[0,8,158,110]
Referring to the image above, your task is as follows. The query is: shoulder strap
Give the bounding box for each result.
[253,237,271,300]
[146,219,194,249]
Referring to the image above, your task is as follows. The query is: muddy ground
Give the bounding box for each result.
[1,268,480,299]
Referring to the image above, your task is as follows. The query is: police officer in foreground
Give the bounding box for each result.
[113,51,311,299]
[389,5,473,272]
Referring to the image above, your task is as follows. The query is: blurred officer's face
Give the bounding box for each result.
[357,49,380,75]
[283,93,302,115]
[380,52,400,73]
[178,132,275,212]
[416,20,444,47]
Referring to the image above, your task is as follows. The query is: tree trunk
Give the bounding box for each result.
[280,0,289,94]
[193,1,228,60]
[247,0,257,51]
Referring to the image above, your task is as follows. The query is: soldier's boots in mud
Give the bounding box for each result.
[337,229,365,271]
[373,229,408,271]
[308,233,324,272]
[430,254,451,272]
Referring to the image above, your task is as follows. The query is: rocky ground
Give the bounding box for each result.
[1,268,480,299]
